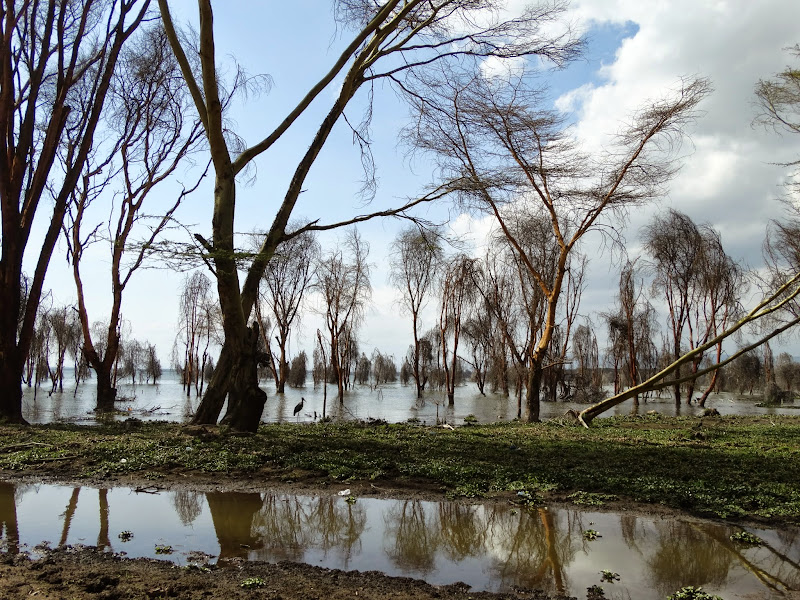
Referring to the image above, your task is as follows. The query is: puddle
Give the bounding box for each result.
[0,481,798,599]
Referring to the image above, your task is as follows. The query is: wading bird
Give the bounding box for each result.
[293,397,305,418]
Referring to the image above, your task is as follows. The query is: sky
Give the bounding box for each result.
[33,0,800,369]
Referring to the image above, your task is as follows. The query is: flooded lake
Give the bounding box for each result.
[0,481,797,598]
[21,371,800,425]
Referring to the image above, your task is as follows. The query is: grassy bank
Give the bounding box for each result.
[0,414,798,523]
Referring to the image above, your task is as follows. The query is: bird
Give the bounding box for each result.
[293,397,305,418]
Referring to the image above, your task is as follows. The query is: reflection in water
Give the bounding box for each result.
[207,492,264,563]
[0,481,797,600]
[646,520,733,596]
[172,490,204,526]
[385,500,438,573]
[0,482,19,554]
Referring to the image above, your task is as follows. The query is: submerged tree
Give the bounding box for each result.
[390,227,442,398]
[406,71,709,420]
[314,230,371,403]
[0,0,150,422]
[67,23,203,411]
[158,0,582,430]
[257,230,319,393]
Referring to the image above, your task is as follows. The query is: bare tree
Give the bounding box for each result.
[257,230,319,393]
[176,272,217,397]
[46,306,81,395]
[571,320,602,403]
[439,254,479,405]
[0,0,150,422]
[690,226,745,406]
[314,230,371,403]
[405,66,710,421]
[286,351,308,389]
[755,44,800,196]
[579,271,800,426]
[158,0,581,430]
[66,23,204,411]
[776,352,799,395]
[390,227,442,398]
[603,260,657,405]
[643,209,704,405]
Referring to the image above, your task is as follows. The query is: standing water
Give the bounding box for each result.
[21,371,800,425]
[0,481,797,599]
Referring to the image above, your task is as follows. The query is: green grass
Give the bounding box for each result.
[0,415,798,522]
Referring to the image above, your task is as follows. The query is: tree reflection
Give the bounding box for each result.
[97,489,110,550]
[646,521,733,596]
[485,507,579,594]
[251,494,309,562]
[303,496,366,566]
[0,482,19,554]
[172,490,204,526]
[205,492,264,564]
[58,487,80,547]
[384,500,439,573]
[438,503,484,561]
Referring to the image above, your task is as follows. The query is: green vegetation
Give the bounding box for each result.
[667,587,723,600]
[729,531,764,546]
[0,415,797,522]
[239,577,267,589]
[154,544,172,555]
[583,529,601,541]
[599,570,619,583]
[117,530,133,542]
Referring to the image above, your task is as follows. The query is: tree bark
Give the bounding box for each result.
[94,367,117,412]
[220,324,267,432]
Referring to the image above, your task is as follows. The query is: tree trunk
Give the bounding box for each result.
[220,325,267,432]
[191,343,233,424]
[526,366,542,422]
[0,354,27,424]
[95,367,117,412]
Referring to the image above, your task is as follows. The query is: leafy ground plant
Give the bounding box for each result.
[583,529,601,541]
[729,531,764,546]
[586,585,606,599]
[667,586,723,600]
[240,577,267,589]
[599,570,619,583]
[117,530,133,542]
[154,544,172,555]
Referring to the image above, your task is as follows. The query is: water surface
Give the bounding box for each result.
[0,481,797,599]
[21,372,800,425]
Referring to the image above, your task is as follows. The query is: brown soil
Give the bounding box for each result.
[0,546,570,600]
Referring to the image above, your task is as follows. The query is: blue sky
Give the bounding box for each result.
[36,0,800,367]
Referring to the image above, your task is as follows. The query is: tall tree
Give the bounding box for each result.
[438,254,478,405]
[0,0,149,422]
[66,22,203,410]
[603,260,657,405]
[158,0,581,430]
[643,209,704,405]
[314,229,371,403]
[389,227,442,398]
[257,230,318,394]
[405,68,710,421]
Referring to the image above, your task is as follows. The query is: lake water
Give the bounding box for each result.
[21,371,800,425]
[0,481,797,599]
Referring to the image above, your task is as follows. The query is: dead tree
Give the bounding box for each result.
[314,230,371,403]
